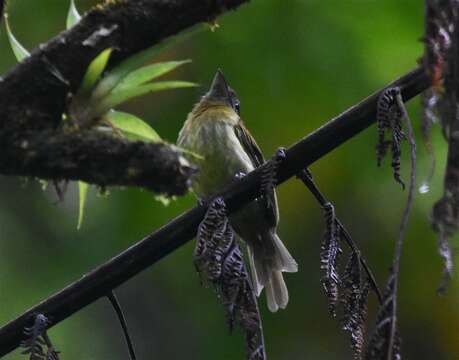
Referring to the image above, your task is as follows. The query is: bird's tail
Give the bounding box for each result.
[248,232,298,312]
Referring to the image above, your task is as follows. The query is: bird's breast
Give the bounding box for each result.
[179,120,254,197]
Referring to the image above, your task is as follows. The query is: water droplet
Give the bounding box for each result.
[419,183,430,194]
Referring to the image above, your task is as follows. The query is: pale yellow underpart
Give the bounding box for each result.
[177,103,253,197]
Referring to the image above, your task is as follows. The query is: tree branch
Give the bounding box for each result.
[0,0,250,195]
[0,66,430,357]
[0,130,196,193]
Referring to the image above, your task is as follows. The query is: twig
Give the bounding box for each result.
[0,67,429,357]
[387,90,417,360]
[365,88,417,360]
[107,292,137,360]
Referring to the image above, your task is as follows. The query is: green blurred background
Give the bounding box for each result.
[0,0,458,359]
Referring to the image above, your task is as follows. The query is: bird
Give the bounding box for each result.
[177,69,298,312]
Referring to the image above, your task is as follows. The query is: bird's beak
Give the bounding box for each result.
[207,69,229,100]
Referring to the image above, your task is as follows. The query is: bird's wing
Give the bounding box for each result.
[234,122,279,227]
[234,122,264,167]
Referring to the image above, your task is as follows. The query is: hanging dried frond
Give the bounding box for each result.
[320,202,342,317]
[297,168,381,358]
[426,0,459,291]
[260,148,285,194]
[260,153,278,196]
[195,197,266,360]
[194,197,227,280]
[21,314,48,360]
[367,87,416,360]
[259,147,285,226]
[341,252,370,360]
[365,271,401,360]
[21,314,60,360]
[432,198,456,292]
[376,87,407,189]
[44,343,60,360]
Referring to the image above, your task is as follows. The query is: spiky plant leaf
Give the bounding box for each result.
[105,111,162,143]
[66,0,81,30]
[94,80,196,115]
[115,60,192,90]
[4,14,30,61]
[93,26,203,100]
[77,181,89,230]
[79,48,112,96]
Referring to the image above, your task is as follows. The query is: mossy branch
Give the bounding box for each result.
[0,0,250,195]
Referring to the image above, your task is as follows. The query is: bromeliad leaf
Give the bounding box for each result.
[115,60,192,90]
[93,25,203,100]
[106,111,162,143]
[77,181,89,230]
[79,48,113,96]
[66,0,81,30]
[95,80,196,115]
[4,14,30,61]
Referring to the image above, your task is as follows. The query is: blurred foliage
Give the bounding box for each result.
[0,1,457,359]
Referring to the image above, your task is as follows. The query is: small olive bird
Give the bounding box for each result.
[178,70,298,312]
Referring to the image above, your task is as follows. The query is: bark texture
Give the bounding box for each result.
[0,0,249,194]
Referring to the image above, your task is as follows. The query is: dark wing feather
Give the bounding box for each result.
[234,122,264,167]
[234,122,279,228]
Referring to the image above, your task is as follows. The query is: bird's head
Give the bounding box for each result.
[196,69,241,116]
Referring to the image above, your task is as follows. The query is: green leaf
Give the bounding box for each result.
[106,111,162,143]
[79,48,113,96]
[4,14,30,61]
[77,181,89,230]
[116,60,191,90]
[67,0,82,30]
[93,25,204,100]
[95,80,196,115]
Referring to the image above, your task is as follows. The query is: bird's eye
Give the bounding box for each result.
[234,100,241,115]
